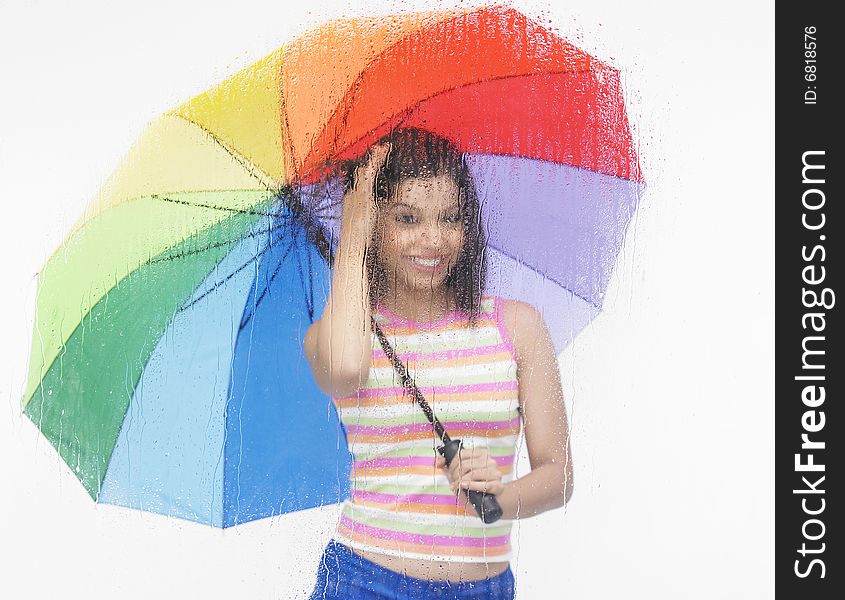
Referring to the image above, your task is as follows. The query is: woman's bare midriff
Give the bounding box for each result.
[350,546,510,582]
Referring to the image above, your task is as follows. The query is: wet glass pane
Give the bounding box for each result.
[13,2,783,599]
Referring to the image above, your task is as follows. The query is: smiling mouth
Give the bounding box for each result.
[409,256,444,267]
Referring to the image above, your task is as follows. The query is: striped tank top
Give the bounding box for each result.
[332,295,521,563]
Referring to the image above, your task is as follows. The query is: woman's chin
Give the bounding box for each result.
[397,272,450,292]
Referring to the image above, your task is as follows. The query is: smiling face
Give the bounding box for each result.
[374,174,465,295]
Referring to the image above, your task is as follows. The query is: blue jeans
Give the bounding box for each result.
[308,540,516,600]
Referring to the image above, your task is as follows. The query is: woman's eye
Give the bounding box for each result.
[445,214,462,224]
[397,214,416,224]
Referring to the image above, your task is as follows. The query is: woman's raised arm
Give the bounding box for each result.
[303,144,391,398]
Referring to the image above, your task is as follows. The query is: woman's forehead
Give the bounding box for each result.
[393,175,460,209]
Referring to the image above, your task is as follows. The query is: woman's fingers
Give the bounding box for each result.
[458,479,505,496]
[353,143,391,193]
[457,464,500,483]
[451,451,494,477]
[436,448,504,496]
[368,142,392,169]
[449,451,484,468]
[461,462,501,479]
[453,467,505,495]
[460,463,504,494]
[441,451,503,495]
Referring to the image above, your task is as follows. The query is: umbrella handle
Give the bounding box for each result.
[438,439,504,524]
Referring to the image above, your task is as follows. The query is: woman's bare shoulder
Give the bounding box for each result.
[498,298,546,356]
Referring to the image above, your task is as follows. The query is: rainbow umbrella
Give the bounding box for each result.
[21,4,641,527]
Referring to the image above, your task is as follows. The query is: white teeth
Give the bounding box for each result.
[411,257,442,267]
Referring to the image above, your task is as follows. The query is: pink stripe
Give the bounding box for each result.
[347,417,521,436]
[349,380,518,399]
[355,455,514,469]
[495,297,517,360]
[376,304,465,329]
[372,342,506,362]
[339,515,510,548]
[352,490,458,506]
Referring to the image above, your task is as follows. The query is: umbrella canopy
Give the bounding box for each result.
[21,4,641,528]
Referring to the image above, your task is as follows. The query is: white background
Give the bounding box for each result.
[0,0,773,597]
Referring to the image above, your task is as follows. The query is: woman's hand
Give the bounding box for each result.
[341,142,391,238]
[304,142,391,399]
[435,448,505,498]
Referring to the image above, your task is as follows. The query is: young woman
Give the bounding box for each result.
[304,128,574,599]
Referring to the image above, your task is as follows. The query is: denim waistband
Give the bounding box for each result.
[309,540,515,600]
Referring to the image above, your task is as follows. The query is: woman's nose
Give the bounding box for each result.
[420,222,444,245]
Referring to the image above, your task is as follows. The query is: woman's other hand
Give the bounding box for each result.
[435,448,505,498]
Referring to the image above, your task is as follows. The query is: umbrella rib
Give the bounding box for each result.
[485,242,601,310]
[239,232,301,331]
[305,242,315,321]
[170,113,277,190]
[150,219,290,266]
[177,239,276,314]
[152,193,290,219]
